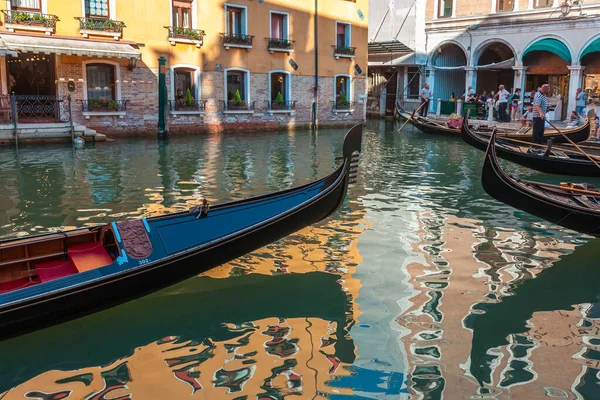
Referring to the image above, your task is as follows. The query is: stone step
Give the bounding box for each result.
[94,133,107,142]
[84,129,96,136]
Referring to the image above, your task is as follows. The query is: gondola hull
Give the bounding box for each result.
[461,116,600,177]
[0,125,363,339]
[482,131,600,236]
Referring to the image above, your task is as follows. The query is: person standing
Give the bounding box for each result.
[532,84,550,145]
[420,83,432,117]
[509,88,521,121]
[576,88,586,115]
[494,84,510,122]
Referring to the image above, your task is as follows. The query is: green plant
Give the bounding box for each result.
[340,91,348,105]
[274,92,284,106]
[107,100,118,110]
[234,89,242,105]
[185,88,195,107]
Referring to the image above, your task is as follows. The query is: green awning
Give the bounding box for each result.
[581,38,600,60]
[522,38,571,63]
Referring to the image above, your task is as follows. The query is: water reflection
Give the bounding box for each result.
[1,122,599,398]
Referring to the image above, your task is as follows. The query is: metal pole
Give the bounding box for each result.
[68,94,74,143]
[11,93,17,149]
[158,56,167,137]
[312,0,318,130]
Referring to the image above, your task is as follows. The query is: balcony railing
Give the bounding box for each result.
[15,95,71,122]
[2,9,59,28]
[76,17,126,33]
[223,100,255,111]
[333,45,356,59]
[165,26,205,46]
[221,33,254,48]
[80,99,128,112]
[169,99,207,112]
[266,100,296,111]
[331,101,355,110]
[266,38,295,53]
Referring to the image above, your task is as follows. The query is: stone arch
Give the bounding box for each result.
[429,40,468,67]
[473,38,517,67]
[521,34,575,64]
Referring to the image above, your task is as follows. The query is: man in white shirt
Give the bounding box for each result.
[494,84,510,122]
[420,83,432,117]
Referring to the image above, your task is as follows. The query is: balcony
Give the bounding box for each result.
[76,17,126,40]
[223,100,255,114]
[333,45,356,60]
[169,99,207,115]
[220,33,254,51]
[165,26,205,48]
[266,38,295,54]
[266,100,296,113]
[80,99,128,119]
[331,101,355,114]
[1,10,59,35]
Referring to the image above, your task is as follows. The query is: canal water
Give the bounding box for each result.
[0,120,598,399]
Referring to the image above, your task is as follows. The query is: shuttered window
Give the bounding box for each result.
[11,0,41,11]
[86,63,115,100]
[173,0,193,29]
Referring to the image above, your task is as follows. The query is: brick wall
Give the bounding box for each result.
[60,58,366,135]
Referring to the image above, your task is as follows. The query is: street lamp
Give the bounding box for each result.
[560,1,571,16]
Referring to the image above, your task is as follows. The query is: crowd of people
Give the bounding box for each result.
[417,83,600,142]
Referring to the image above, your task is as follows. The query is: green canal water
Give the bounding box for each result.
[0,120,599,399]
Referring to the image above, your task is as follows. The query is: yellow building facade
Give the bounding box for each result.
[0,0,368,135]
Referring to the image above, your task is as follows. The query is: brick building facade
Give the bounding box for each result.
[0,0,369,136]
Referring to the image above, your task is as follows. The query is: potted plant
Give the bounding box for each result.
[184,88,195,109]
[337,92,350,109]
[273,92,285,109]
[103,19,116,32]
[230,89,246,109]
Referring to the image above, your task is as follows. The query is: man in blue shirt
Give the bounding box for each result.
[576,88,586,115]
[532,84,550,144]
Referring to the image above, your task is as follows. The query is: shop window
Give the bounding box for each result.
[174,68,196,101]
[270,12,288,40]
[438,0,453,18]
[270,72,289,102]
[336,22,351,48]
[497,0,514,12]
[407,67,420,99]
[226,70,248,102]
[173,0,193,29]
[10,0,41,11]
[535,0,553,8]
[226,4,247,35]
[86,63,116,100]
[85,0,109,18]
[335,75,352,103]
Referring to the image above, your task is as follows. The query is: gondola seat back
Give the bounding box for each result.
[36,259,77,283]
[68,242,113,273]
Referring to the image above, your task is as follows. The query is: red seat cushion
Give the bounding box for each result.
[68,242,113,273]
[0,277,40,294]
[36,259,77,283]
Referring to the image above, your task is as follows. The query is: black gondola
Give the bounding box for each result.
[481,130,600,236]
[0,124,363,339]
[405,106,591,144]
[461,115,600,177]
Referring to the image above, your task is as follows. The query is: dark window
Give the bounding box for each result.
[173,0,192,29]
[227,6,244,35]
[85,0,109,18]
[536,0,553,8]
[227,70,247,101]
[174,68,195,100]
[335,76,351,103]
[271,73,288,101]
[336,22,350,48]
[407,67,420,99]
[86,63,115,100]
[438,0,453,18]
[271,13,285,39]
[497,0,513,12]
[11,0,41,10]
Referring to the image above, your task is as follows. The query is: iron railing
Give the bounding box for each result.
[13,95,71,122]
[331,101,355,110]
[223,100,255,111]
[266,38,295,51]
[1,9,59,28]
[333,45,356,57]
[80,99,128,112]
[220,33,254,46]
[76,17,125,33]
[165,26,205,42]
[169,99,207,112]
[266,100,296,111]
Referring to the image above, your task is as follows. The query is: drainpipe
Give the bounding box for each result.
[312,0,318,130]
[158,56,167,137]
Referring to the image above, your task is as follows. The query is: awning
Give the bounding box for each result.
[522,38,571,63]
[0,34,141,59]
[477,57,515,70]
[368,40,413,55]
[581,38,600,60]
[368,52,417,66]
